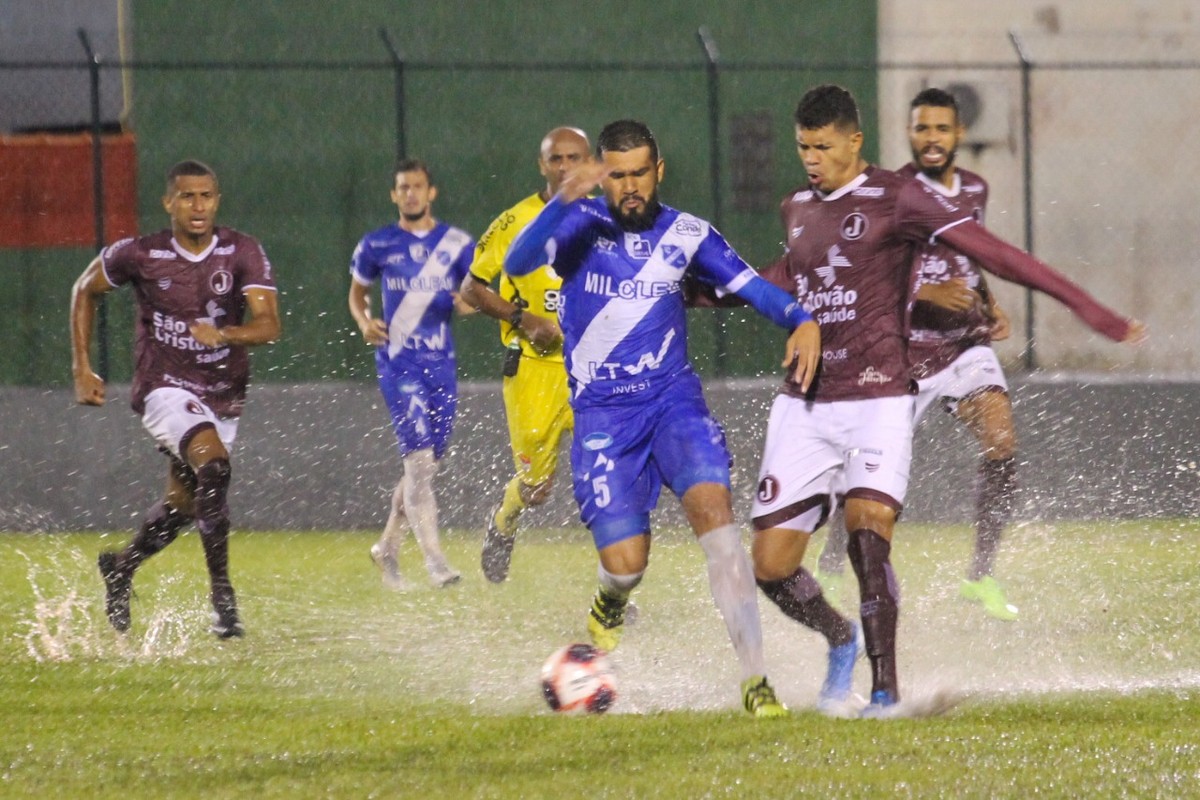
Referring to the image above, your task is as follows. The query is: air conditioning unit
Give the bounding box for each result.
[913,75,1015,150]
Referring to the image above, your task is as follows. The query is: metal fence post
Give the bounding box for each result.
[78,28,108,379]
[696,26,728,377]
[1008,30,1037,371]
[379,28,407,162]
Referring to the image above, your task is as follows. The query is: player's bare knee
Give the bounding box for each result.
[980,427,1018,461]
[681,483,734,534]
[751,527,810,582]
[165,487,195,517]
[842,496,898,540]
[598,536,650,576]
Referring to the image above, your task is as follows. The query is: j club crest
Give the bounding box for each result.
[209,270,233,294]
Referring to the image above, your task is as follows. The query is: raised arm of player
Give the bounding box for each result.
[936,220,1145,343]
[506,162,608,277]
[505,196,571,278]
[70,255,116,405]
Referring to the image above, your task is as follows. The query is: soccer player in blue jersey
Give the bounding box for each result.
[505,120,821,717]
[349,159,475,589]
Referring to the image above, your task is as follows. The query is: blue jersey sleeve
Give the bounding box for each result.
[350,236,378,283]
[505,195,575,276]
[691,228,812,330]
[733,275,812,329]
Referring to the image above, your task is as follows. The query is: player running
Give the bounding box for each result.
[505,119,821,718]
[349,159,475,589]
[754,85,1143,717]
[73,159,281,639]
[461,127,588,583]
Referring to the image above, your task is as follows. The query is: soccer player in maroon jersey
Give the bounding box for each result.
[818,88,1021,621]
[752,85,1143,716]
[71,160,281,639]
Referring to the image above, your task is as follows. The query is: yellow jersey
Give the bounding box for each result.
[469,193,564,362]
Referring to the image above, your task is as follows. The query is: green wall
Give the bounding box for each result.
[1,1,877,385]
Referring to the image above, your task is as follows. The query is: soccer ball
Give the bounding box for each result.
[540,643,618,714]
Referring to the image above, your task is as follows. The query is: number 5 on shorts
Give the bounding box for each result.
[592,475,611,508]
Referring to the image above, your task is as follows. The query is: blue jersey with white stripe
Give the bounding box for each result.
[507,196,808,408]
[350,221,474,370]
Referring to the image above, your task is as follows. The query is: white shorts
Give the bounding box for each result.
[751,394,914,532]
[141,387,239,460]
[914,345,1008,422]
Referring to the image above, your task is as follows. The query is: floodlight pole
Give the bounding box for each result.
[379,28,407,162]
[79,28,109,379]
[1009,30,1037,371]
[697,26,729,377]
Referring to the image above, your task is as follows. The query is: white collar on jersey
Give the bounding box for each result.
[819,170,870,202]
[915,170,962,198]
[171,234,220,263]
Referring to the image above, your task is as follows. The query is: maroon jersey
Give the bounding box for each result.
[762,166,917,402]
[897,163,996,380]
[100,227,276,417]
[895,177,1133,343]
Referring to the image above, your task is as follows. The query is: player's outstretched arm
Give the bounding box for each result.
[70,256,115,406]
[939,221,1142,343]
[727,271,819,390]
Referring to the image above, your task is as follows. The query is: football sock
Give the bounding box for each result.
[847,528,899,699]
[496,475,526,536]
[377,479,409,558]
[972,457,1016,580]
[120,501,192,572]
[817,508,849,575]
[195,458,235,613]
[699,524,767,680]
[596,563,643,599]
[757,566,854,646]
[402,450,447,570]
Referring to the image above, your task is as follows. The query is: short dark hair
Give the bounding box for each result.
[597,119,659,163]
[910,87,959,119]
[165,159,217,191]
[394,158,433,186]
[794,85,860,132]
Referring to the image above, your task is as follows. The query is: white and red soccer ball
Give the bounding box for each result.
[540,643,617,714]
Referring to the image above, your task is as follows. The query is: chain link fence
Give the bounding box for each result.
[2,45,1194,388]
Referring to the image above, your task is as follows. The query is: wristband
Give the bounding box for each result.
[508,307,524,330]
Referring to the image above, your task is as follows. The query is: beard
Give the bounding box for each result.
[607,193,662,233]
[401,207,429,223]
[912,145,957,180]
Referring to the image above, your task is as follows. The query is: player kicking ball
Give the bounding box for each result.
[505,120,834,718]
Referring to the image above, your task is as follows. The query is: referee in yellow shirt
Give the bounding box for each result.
[461,127,591,582]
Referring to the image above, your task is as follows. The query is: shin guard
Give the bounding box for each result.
[973,457,1017,580]
[124,501,192,571]
[757,567,853,646]
[847,528,899,697]
[195,459,235,614]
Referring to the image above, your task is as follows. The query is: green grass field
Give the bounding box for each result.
[2,521,1198,798]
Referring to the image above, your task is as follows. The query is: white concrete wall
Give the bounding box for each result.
[878,1,1200,372]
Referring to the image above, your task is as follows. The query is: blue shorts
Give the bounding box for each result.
[376,354,457,460]
[570,375,731,550]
